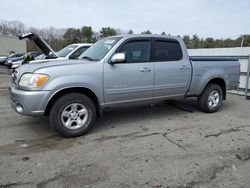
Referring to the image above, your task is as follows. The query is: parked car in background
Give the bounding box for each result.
[3,53,25,67]
[10,51,42,69]
[0,57,7,65]
[11,33,92,69]
[0,56,6,60]
[0,56,7,64]
[10,34,240,137]
[57,43,92,60]
[14,44,92,69]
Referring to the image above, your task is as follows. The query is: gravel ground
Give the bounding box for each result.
[0,65,250,188]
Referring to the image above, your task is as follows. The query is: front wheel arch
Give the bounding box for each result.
[44,87,101,116]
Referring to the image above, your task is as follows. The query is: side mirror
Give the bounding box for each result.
[69,55,75,59]
[110,53,125,63]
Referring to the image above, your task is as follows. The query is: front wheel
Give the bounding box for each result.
[198,84,223,113]
[49,93,96,137]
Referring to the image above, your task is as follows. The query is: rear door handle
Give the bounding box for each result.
[140,67,151,72]
[179,66,189,70]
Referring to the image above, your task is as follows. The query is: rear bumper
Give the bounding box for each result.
[9,85,50,116]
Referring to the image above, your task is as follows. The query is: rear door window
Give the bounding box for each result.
[153,40,183,61]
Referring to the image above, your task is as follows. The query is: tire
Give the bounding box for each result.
[49,93,96,137]
[198,84,223,113]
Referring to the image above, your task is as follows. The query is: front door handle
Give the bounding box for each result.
[179,66,189,70]
[140,67,151,72]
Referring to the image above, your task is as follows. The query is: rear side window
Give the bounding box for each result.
[153,40,183,61]
[119,41,151,63]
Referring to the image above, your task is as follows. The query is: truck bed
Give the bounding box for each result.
[187,56,240,96]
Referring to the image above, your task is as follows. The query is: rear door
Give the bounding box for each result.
[152,38,192,98]
[104,38,154,104]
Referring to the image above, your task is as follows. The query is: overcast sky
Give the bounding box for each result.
[1,0,250,38]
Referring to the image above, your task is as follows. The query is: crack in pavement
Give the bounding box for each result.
[204,127,244,138]
[235,154,250,161]
[93,128,189,150]
[36,163,108,188]
[174,163,233,188]
[162,132,186,150]
[132,132,162,138]
[92,131,141,142]
[0,181,32,188]
[36,175,62,188]
[0,127,190,156]
[235,147,250,161]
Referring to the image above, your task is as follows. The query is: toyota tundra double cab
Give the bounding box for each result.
[9,34,240,137]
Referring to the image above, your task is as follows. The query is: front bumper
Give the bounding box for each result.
[9,85,50,116]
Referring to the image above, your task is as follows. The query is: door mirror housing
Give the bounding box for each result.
[69,54,77,59]
[110,53,125,63]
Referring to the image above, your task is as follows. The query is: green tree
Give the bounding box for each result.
[63,28,81,43]
[203,38,215,48]
[100,27,116,38]
[214,39,224,48]
[141,30,152,34]
[81,26,94,43]
[190,34,200,49]
[242,35,250,47]
[182,35,191,48]
[161,32,166,35]
[128,29,133,34]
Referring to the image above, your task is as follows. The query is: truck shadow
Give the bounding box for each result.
[91,98,200,133]
[13,97,234,138]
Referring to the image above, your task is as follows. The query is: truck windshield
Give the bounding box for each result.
[57,44,78,57]
[79,37,122,61]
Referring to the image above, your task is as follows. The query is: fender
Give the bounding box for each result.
[188,67,226,96]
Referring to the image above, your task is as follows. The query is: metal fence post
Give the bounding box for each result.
[245,55,250,97]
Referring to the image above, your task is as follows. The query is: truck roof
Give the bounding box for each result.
[109,34,182,41]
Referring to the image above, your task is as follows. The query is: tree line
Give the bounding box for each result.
[0,20,250,51]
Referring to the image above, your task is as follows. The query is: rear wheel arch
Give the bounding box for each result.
[44,87,101,116]
[202,78,226,100]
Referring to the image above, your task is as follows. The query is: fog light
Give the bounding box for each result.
[16,104,24,113]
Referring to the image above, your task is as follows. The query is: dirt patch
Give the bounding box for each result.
[0,135,82,156]
[36,163,108,188]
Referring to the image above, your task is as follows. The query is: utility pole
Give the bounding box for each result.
[241,35,244,47]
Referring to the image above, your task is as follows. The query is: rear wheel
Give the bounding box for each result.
[49,93,96,137]
[198,84,223,113]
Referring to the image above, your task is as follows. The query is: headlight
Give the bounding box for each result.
[19,73,49,88]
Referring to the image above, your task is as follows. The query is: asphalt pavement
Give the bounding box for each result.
[0,65,250,188]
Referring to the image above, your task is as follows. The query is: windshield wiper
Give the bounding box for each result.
[82,56,95,61]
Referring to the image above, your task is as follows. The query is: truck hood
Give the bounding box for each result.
[19,33,58,58]
[14,59,93,79]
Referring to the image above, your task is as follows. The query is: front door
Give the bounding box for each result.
[104,39,154,105]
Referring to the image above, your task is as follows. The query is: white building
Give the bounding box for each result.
[188,47,250,97]
[0,35,26,56]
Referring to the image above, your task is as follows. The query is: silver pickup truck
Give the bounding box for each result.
[9,34,240,137]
